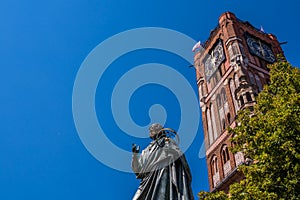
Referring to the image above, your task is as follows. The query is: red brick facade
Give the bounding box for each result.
[194,12,284,192]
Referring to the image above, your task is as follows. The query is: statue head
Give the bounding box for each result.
[149,123,164,140]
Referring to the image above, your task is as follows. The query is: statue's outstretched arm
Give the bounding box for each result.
[131,144,142,177]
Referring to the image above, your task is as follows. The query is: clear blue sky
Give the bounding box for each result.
[1,1,299,199]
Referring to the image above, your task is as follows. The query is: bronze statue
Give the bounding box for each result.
[131,123,194,200]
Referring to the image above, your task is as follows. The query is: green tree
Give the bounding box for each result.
[198,190,227,200]
[199,60,300,200]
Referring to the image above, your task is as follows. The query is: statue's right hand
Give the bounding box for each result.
[132,143,140,153]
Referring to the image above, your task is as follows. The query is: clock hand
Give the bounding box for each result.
[258,40,265,57]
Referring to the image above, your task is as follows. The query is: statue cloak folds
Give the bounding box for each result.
[131,137,194,200]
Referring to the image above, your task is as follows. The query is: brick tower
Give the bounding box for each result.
[193,12,284,192]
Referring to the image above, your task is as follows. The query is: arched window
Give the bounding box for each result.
[234,74,239,89]
[229,78,239,114]
[232,43,239,55]
[219,88,229,129]
[211,155,220,187]
[216,94,222,109]
[221,88,227,102]
[222,119,226,130]
[228,43,239,62]
[246,92,252,102]
[211,103,218,141]
[240,95,244,106]
[216,93,222,134]
[227,113,231,124]
[228,45,233,61]
[221,146,232,177]
[222,146,230,164]
[221,88,229,114]
[218,94,224,131]
[206,107,213,145]
[211,156,219,175]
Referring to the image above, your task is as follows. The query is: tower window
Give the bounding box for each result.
[234,74,239,88]
[222,146,230,164]
[217,94,221,108]
[221,88,227,102]
[217,88,229,131]
[211,155,220,187]
[232,43,239,55]
[246,92,252,102]
[211,156,219,175]
[206,108,213,145]
[211,103,218,141]
[228,45,233,61]
[240,96,244,106]
[227,113,231,123]
[229,78,239,114]
[222,145,232,177]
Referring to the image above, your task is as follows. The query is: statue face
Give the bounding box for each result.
[149,123,163,139]
[149,130,156,139]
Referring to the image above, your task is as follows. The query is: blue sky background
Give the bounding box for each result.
[1,1,299,199]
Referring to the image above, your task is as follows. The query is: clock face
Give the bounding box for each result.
[212,42,225,66]
[247,37,261,57]
[261,43,276,63]
[246,34,275,63]
[204,40,225,80]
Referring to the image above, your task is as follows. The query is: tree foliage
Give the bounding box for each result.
[198,190,227,200]
[199,60,300,200]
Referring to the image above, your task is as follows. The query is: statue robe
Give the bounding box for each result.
[131,137,194,200]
